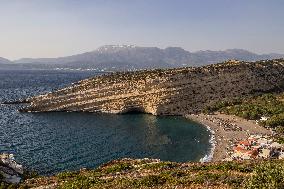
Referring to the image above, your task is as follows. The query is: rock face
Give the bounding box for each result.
[0,154,24,184]
[21,59,284,115]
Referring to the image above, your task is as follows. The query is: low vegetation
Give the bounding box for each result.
[5,158,281,189]
[204,93,284,123]
[245,161,284,189]
[204,93,284,142]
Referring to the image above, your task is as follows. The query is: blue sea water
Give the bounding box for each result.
[0,70,211,175]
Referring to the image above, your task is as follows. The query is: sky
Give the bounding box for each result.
[0,0,284,60]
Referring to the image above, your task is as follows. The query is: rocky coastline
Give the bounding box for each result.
[0,154,24,185]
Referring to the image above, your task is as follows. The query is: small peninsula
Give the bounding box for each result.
[20,59,284,115]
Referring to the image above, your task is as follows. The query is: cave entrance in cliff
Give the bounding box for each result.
[122,106,146,114]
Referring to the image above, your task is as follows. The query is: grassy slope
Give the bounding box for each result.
[7,158,280,189]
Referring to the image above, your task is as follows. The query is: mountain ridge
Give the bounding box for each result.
[2,46,284,71]
[0,57,12,64]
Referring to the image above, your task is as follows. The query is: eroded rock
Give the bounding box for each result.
[20,59,284,115]
[0,153,23,184]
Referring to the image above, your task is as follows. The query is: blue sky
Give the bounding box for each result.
[0,0,284,59]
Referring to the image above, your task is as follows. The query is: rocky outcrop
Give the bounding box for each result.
[20,59,284,115]
[0,154,23,184]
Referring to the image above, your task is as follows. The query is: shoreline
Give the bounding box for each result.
[186,113,272,162]
[198,123,216,162]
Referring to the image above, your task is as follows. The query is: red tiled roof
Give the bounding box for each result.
[239,140,250,146]
[234,146,247,153]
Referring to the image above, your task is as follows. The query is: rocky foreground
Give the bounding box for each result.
[0,154,24,185]
[20,59,284,115]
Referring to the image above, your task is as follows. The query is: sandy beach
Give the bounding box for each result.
[186,113,272,162]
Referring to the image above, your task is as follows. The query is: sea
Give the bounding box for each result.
[0,70,212,175]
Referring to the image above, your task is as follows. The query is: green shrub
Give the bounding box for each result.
[103,162,133,174]
[57,171,79,180]
[245,162,284,189]
[136,175,167,187]
[142,161,177,170]
[58,175,104,189]
[204,93,284,129]
[189,162,253,173]
[264,113,284,128]
[193,172,222,184]
[225,176,244,188]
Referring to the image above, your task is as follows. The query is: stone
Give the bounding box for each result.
[0,153,23,184]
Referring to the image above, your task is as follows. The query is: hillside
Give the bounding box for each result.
[21,59,284,115]
[15,158,284,189]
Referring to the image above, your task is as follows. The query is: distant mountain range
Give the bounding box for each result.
[1,45,284,71]
[0,57,12,64]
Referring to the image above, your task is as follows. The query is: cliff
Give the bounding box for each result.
[20,59,284,115]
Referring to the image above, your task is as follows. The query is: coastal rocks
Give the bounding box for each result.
[1,99,30,105]
[0,153,23,184]
[20,59,284,115]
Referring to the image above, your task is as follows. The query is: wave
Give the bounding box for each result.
[199,124,216,163]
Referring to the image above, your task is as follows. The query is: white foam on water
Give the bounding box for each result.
[200,124,216,163]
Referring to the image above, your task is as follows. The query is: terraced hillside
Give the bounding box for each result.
[21,59,284,115]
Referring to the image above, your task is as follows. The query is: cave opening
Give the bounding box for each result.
[121,106,146,114]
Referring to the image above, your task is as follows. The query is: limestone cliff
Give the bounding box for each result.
[20,59,284,115]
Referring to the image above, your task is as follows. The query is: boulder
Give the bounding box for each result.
[0,153,23,184]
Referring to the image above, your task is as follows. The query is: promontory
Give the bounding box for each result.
[20,59,284,115]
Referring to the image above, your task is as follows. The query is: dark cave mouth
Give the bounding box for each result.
[121,106,147,114]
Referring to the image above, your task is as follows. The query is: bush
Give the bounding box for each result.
[245,162,284,189]
[57,171,79,180]
[136,175,167,187]
[204,93,284,128]
[103,162,133,174]
[143,161,177,170]
[264,113,284,128]
[58,175,103,189]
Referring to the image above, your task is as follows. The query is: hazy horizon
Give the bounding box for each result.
[1,0,284,60]
[6,45,284,62]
